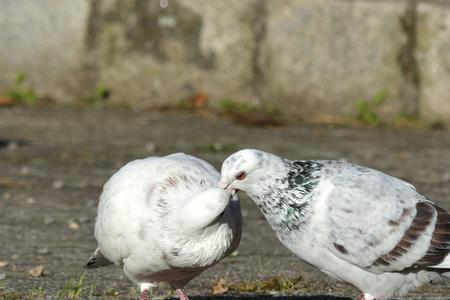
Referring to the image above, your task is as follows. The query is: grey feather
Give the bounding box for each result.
[220,149,450,300]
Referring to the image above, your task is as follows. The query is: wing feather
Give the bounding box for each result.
[318,163,450,273]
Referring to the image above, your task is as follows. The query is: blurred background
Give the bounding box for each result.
[0,0,449,125]
[1,0,450,299]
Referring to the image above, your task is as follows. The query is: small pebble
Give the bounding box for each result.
[52,179,64,189]
[145,142,157,154]
[2,192,11,200]
[43,216,55,225]
[20,166,30,174]
[37,248,49,255]
[0,273,6,280]
[11,255,19,260]
[0,261,8,268]
[68,220,80,230]
[26,197,36,204]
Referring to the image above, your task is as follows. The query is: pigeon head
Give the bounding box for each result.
[219,149,284,194]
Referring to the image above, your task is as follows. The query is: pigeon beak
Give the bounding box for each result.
[218,180,229,190]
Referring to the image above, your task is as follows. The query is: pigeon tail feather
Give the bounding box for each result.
[86,248,113,269]
[432,254,450,269]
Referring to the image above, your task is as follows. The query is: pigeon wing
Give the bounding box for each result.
[316,166,450,273]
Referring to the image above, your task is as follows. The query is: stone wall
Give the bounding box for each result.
[0,0,449,123]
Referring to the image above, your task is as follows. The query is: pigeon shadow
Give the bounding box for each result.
[170,296,350,300]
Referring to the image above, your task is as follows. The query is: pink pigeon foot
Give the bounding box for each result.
[175,288,190,300]
[139,289,149,300]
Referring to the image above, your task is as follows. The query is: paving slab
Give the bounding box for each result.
[0,106,449,299]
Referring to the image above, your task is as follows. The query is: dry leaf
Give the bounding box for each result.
[191,91,208,108]
[0,96,14,106]
[68,220,80,230]
[0,261,8,268]
[212,278,229,295]
[29,265,44,277]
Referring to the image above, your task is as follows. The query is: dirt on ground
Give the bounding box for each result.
[0,106,449,299]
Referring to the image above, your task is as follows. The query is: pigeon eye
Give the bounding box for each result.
[235,171,247,181]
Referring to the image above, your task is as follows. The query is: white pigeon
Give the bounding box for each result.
[87,153,242,300]
[218,149,450,300]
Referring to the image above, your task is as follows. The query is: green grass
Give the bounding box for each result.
[219,98,258,114]
[24,287,45,300]
[0,291,21,300]
[5,72,37,104]
[56,273,85,299]
[355,91,388,126]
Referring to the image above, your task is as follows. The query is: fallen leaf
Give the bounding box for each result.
[191,91,208,108]
[0,96,14,106]
[28,265,44,277]
[212,278,229,295]
[68,220,80,230]
[0,261,8,268]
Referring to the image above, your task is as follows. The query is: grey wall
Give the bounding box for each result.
[0,0,449,123]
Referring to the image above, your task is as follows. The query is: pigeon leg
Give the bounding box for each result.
[139,289,149,300]
[139,283,154,300]
[175,289,190,300]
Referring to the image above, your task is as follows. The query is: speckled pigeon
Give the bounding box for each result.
[219,149,450,300]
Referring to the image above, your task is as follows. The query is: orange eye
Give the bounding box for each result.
[235,171,247,181]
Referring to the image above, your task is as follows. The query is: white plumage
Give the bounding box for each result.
[87,153,242,300]
[219,149,450,300]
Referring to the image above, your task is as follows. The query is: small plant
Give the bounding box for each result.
[95,84,110,100]
[24,287,45,300]
[238,102,258,113]
[0,290,21,300]
[219,98,237,113]
[81,84,110,105]
[219,98,258,114]
[355,91,388,126]
[57,273,85,299]
[6,72,37,104]
[265,104,281,116]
